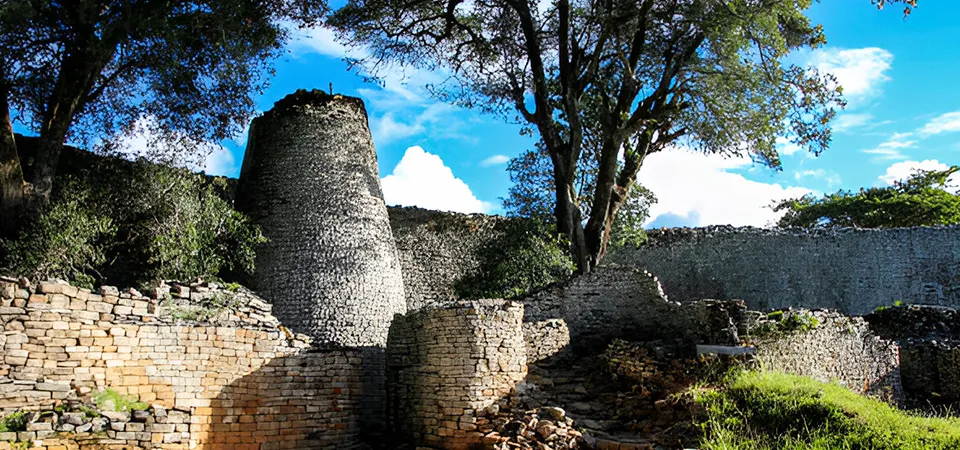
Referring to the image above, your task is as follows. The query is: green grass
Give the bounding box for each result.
[93,389,149,412]
[695,371,960,450]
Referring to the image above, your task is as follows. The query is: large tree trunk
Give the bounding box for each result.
[0,82,24,238]
[551,154,591,274]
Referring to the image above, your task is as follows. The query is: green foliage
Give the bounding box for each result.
[695,371,960,449]
[93,389,148,412]
[167,292,242,322]
[331,0,843,267]
[0,411,28,432]
[775,166,960,229]
[454,219,575,299]
[0,158,265,288]
[0,178,117,288]
[0,0,327,162]
[503,144,656,249]
[753,310,820,336]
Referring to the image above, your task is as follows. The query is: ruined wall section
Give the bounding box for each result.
[520,266,686,352]
[388,207,506,310]
[609,226,960,315]
[0,278,363,450]
[386,300,527,450]
[236,90,405,347]
[751,310,903,403]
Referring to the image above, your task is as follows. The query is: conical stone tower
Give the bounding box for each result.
[235,89,406,348]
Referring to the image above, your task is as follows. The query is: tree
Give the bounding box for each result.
[503,142,656,249]
[330,0,844,272]
[0,0,326,236]
[774,167,960,229]
[873,0,918,16]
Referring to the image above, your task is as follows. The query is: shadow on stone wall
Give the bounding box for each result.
[203,347,385,450]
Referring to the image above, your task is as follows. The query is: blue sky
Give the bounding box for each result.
[122,1,960,226]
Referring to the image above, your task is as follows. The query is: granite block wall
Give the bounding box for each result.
[388,207,507,311]
[520,266,685,352]
[386,300,527,450]
[608,226,960,315]
[750,310,903,403]
[0,278,364,450]
[235,89,406,348]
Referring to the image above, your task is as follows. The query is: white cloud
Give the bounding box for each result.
[879,159,960,190]
[480,154,511,167]
[288,25,351,59]
[919,112,960,136]
[775,137,803,156]
[794,169,842,187]
[381,146,494,213]
[203,147,239,177]
[639,150,813,228]
[832,113,874,133]
[862,132,915,160]
[808,47,893,104]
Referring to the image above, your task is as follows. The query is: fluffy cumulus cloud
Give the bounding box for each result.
[638,150,813,228]
[879,159,960,190]
[808,47,893,104]
[381,146,494,213]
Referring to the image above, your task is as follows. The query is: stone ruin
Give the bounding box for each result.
[0,89,959,449]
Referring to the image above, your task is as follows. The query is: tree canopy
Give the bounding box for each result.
[330,0,844,272]
[0,0,326,235]
[774,167,960,229]
[503,142,656,249]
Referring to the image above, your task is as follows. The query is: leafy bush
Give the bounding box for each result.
[0,411,28,432]
[0,178,117,289]
[455,219,575,299]
[93,389,148,412]
[695,371,960,450]
[0,157,264,288]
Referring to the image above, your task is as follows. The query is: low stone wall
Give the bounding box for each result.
[0,277,365,450]
[751,310,902,403]
[386,300,527,449]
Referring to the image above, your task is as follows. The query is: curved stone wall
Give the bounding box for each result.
[386,300,527,449]
[0,278,363,449]
[608,226,960,315]
[235,89,406,347]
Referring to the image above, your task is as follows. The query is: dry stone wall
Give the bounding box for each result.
[750,310,903,403]
[386,300,527,449]
[235,90,406,348]
[0,277,365,450]
[389,207,507,311]
[609,226,960,315]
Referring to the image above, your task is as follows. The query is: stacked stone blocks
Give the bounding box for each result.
[387,300,527,450]
[0,277,362,450]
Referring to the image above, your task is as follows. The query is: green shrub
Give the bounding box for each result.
[695,371,960,450]
[454,218,575,299]
[0,178,116,289]
[0,411,28,432]
[1,159,265,288]
[93,389,148,412]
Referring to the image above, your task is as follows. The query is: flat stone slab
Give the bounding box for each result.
[696,345,757,355]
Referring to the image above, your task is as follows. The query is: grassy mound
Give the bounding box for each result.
[696,371,960,450]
